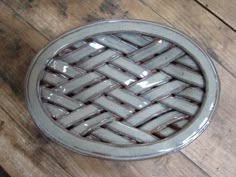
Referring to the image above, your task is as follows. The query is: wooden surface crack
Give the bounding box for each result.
[0,0,235,176]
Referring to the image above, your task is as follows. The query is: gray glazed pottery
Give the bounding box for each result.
[25,20,219,160]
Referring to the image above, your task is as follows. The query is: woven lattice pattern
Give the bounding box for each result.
[40,32,205,145]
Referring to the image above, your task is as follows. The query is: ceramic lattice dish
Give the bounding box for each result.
[25,20,219,160]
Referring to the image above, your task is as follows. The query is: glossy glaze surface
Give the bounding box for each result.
[25,20,219,160]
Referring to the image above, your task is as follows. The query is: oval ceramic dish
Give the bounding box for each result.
[25,20,219,160]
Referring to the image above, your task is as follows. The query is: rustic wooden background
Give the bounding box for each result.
[0,0,235,177]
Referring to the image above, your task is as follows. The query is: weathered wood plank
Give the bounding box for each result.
[196,0,236,30]
[0,3,211,176]
[0,0,236,176]
[0,24,35,97]
[182,60,236,177]
[1,0,166,39]
[139,1,236,176]
[3,0,236,78]
[139,0,236,77]
[1,0,82,39]
[0,78,209,177]
[0,104,73,177]
[0,2,48,51]
[0,0,165,97]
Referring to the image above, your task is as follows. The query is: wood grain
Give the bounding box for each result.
[182,60,236,177]
[0,0,235,176]
[0,2,48,51]
[3,0,236,77]
[0,2,210,176]
[196,0,236,30]
[140,0,236,78]
[140,0,236,176]
[0,79,209,177]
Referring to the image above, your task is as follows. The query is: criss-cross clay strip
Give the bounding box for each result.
[40,32,204,145]
[26,20,219,160]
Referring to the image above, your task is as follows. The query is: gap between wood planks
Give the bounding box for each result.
[0,2,49,48]
[179,152,210,177]
[0,0,235,176]
[138,0,236,79]
[0,75,211,176]
[0,16,211,177]
[0,76,212,177]
[0,4,214,175]
[2,0,236,79]
[0,91,74,177]
[140,0,236,33]
[194,0,236,32]
[0,106,75,177]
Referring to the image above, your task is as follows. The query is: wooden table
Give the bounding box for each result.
[0,0,235,176]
